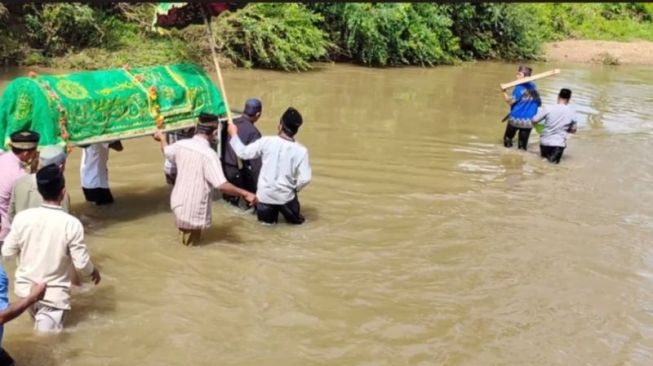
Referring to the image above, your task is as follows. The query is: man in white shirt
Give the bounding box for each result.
[80,141,123,205]
[531,88,578,164]
[228,107,311,225]
[3,165,101,332]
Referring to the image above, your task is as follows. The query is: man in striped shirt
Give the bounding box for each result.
[154,113,256,246]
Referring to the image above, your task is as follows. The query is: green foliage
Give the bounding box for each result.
[0,4,27,65]
[519,3,653,42]
[311,3,458,66]
[23,3,105,56]
[444,3,541,60]
[49,37,196,70]
[212,4,330,71]
[1,3,653,70]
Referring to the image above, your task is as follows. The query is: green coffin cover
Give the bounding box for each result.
[0,63,226,150]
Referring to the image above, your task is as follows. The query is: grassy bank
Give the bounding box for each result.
[1,3,652,71]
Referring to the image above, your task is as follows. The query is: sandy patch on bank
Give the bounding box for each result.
[544,40,653,65]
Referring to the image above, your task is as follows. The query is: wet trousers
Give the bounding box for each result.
[503,124,532,151]
[256,195,305,225]
[540,145,566,164]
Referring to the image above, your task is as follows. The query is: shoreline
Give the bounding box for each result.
[543,40,653,65]
[4,40,653,75]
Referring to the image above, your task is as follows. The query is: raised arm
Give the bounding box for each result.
[227,123,263,160]
[153,130,168,153]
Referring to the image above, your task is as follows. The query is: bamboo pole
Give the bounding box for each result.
[202,8,236,162]
[500,69,561,90]
[203,9,233,126]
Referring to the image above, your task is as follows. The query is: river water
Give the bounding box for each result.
[1,62,653,365]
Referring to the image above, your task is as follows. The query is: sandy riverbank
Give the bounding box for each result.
[544,40,653,65]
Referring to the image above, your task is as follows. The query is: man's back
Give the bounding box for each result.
[538,104,577,147]
[255,136,311,205]
[165,136,227,229]
[1,206,93,310]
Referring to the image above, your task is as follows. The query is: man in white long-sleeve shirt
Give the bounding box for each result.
[2,164,101,332]
[228,107,311,224]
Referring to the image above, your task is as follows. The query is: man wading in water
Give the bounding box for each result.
[228,107,311,225]
[501,65,541,150]
[531,88,578,164]
[2,165,101,333]
[153,113,256,246]
[221,98,263,208]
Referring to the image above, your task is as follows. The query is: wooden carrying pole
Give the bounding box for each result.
[203,10,233,126]
[500,69,561,90]
[202,8,237,162]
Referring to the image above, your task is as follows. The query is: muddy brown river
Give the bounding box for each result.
[1,62,653,365]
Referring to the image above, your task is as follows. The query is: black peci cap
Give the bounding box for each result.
[36,164,65,199]
[10,130,40,150]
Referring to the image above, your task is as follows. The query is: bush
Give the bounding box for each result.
[519,3,653,42]
[23,3,105,57]
[2,2,653,70]
[445,3,541,60]
[0,4,25,65]
[311,3,458,66]
[212,4,330,71]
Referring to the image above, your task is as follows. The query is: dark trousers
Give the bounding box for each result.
[223,164,257,207]
[82,187,114,205]
[540,145,565,164]
[0,348,15,366]
[504,124,532,150]
[256,195,305,225]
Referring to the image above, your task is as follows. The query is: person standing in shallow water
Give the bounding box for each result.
[531,88,578,164]
[228,107,311,225]
[221,98,263,208]
[80,141,123,205]
[2,164,101,333]
[153,113,257,246]
[501,65,541,150]
[0,130,40,246]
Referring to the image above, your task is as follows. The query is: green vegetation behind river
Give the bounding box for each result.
[1,3,653,71]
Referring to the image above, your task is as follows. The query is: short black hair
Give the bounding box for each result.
[559,88,572,100]
[36,164,65,201]
[280,107,303,137]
